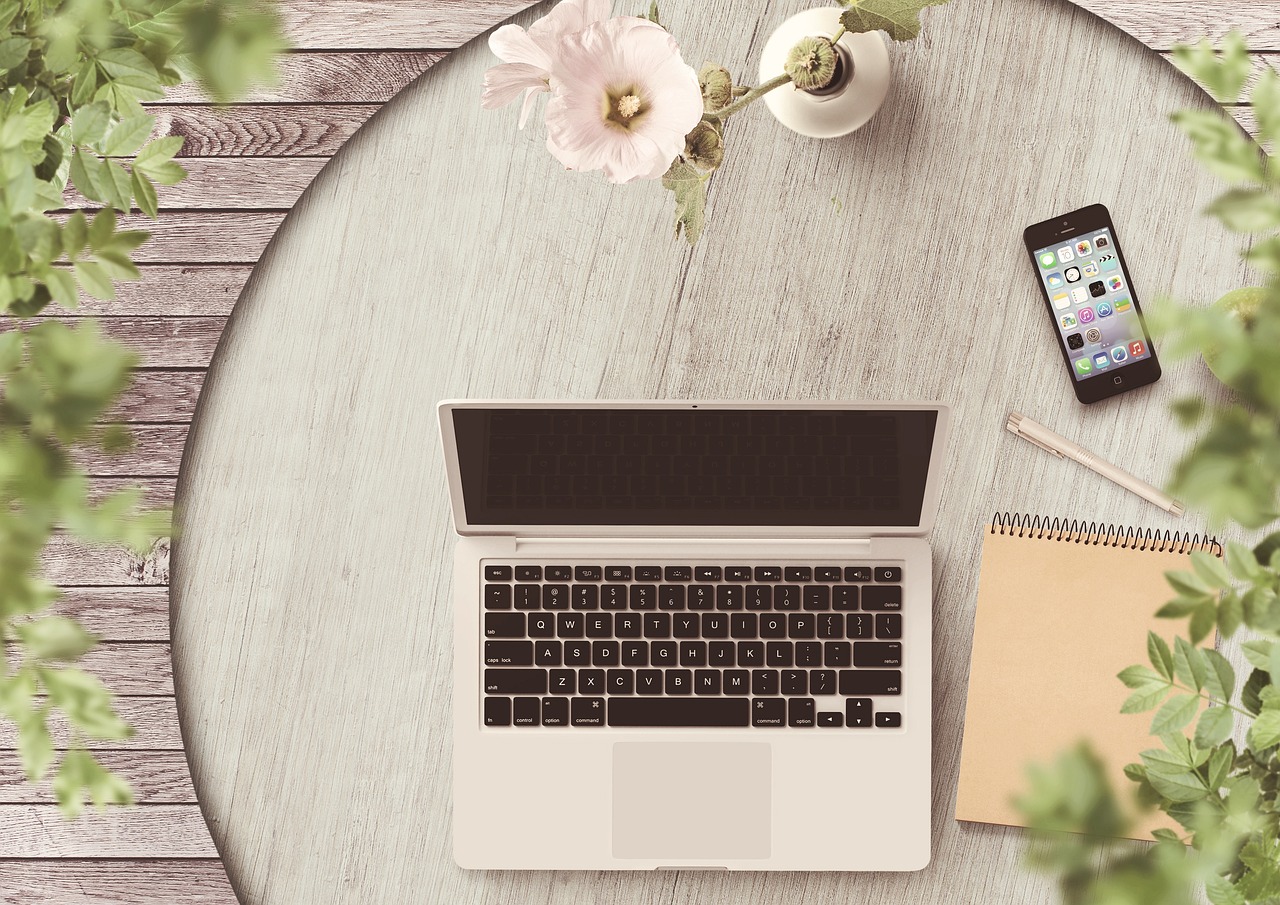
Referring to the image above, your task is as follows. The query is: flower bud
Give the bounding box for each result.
[784,36,838,91]
[699,63,733,111]
[683,121,723,171]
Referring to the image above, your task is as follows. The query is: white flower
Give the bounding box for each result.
[481,0,611,127]
[543,16,703,184]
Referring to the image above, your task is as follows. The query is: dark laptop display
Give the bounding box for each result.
[452,407,938,527]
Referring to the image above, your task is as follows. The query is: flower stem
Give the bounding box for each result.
[830,25,847,44]
[705,72,793,122]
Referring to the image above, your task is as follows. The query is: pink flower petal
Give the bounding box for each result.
[489,24,552,70]
[481,62,549,110]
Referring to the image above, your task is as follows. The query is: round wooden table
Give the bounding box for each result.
[171,0,1247,901]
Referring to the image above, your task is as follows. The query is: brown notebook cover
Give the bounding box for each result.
[955,514,1219,837]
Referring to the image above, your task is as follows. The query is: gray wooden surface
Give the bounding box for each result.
[165,0,1253,902]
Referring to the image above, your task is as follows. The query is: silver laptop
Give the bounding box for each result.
[439,400,949,871]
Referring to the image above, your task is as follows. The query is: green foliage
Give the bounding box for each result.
[1,0,282,815]
[1018,32,1280,904]
[839,0,951,42]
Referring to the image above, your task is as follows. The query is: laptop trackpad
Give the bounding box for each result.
[612,742,771,861]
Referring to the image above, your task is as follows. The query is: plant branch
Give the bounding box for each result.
[1170,681,1254,720]
[704,72,793,122]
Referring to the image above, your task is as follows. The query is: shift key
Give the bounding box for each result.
[484,668,547,694]
[839,669,901,695]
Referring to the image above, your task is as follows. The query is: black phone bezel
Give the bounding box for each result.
[1023,203,1162,404]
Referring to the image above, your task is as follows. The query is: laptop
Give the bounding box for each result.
[439,400,949,871]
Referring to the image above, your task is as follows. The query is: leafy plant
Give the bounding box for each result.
[1015,32,1280,905]
[0,0,282,817]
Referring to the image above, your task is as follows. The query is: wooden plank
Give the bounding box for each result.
[52,213,283,264]
[15,317,226,368]
[0,752,195,804]
[0,860,235,905]
[278,0,533,50]
[107,372,205,423]
[46,587,171,641]
[160,51,444,104]
[86,478,177,511]
[65,159,325,210]
[41,534,169,587]
[71,425,187,476]
[68,643,173,696]
[68,265,251,317]
[155,104,381,156]
[1075,1,1280,50]
[0,805,217,857]
[0,699,181,750]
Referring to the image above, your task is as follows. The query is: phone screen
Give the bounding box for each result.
[1030,227,1152,382]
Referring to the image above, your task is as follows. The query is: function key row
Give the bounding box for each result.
[484,583,902,612]
[485,565,902,583]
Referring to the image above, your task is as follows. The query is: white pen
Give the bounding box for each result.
[1006,412,1185,517]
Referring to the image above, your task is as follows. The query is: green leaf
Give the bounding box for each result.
[131,168,158,218]
[839,0,950,42]
[0,330,22,371]
[1122,683,1172,714]
[1119,664,1165,688]
[0,35,30,72]
[15,616,98,660]
[1271,641,1280,687]
[1204,648,1236,701]
[44,269,78,309]
[1145,765,1209,802]
[52,748,133,818]
[662,160,707,246]
[1166,569,1211,596]
[1190,601,1218,645]
[96,48,165,101]
[1226,541,1264,581]
[1207,742,1233,789]
[1205,875,1248,905]
[1195,705,1234,748]
[88,208,117,250]
[1243,668,1269,716]
[16,714,53,782]
[70,101,111,146]
[1174,636,1207,691]
[134,135,184,168]
[1171,32,1251,104]
[68,149,104,202]
[1247,709,1280,752]
[99,160,132,211]
[1151,693,1200,735]
[1244,640,1275,670]
[102,114,155,157]
[1190,550,1234,589]
[62,211,88,260]
[1172,109,1265,183]
[38,668,132,742]
[1254,533,1280,570]
[1206,188,1280,233]
[73,261,114,300]
[1148,631,1175,680]
[1218,591,1243,638]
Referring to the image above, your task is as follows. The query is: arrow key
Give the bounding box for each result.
[846,697,872,727]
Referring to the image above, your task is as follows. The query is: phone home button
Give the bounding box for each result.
[1113,376,1123,385]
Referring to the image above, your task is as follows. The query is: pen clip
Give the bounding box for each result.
[1006,416,1065,459]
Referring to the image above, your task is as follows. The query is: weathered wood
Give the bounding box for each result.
[0,805,217,858]
[71,265,251,317]
[0,860,235,905]
[86,478,177,511]
[42,534,169,587]
[65,159,325,210]
[107,372,205,423]
[278,0,532,49]
[155,104,382,157]
[0,752,196,804]
[1073,1,1280,50]
[71,425,187,476]
[46,587,172,641]
[0,699,181,750]
[160,51,445,104]
[17,318,226,368]
[70,643,173,696]
[50,214,284,264]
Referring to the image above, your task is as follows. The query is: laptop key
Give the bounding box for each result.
[752,698,785,727]
[746,586,772,610]
[484,696,511,726]
[875,566,902,582]
[726,566,752,581]
[652,642,678,666]
[702,614,729,638]
[847,613,874,639]
[694,566,722,581]
[673,614,700,638]
[643,613,670,638]
[774,586,801,610]
[796,641,822,667]
[680,641,707,667]
[534,641,561,666]
[738,641,764,666]
[515,566,542,581]
[666,669,692,695]
[592,641,620,666]
[658,585,686,610]
[760,615,786,639]
[546,566,573,581]
[832,586,859,610]
[694,670,721,695]
[803,586,830,610]
[854,641,902,667]
[846,697,872,727]
[810,669,836,695]
[514,585,541,609]
[716,586,744,610]
[635,566,663,581]
[601,585,628,610]
[485,566,513,581]
[751,669,780,695]
[788,698,816,727]
[512,696,540,726]
[605,566,632,581]
[788,613,815,639]
[725,670,750,695]
[541,697,569,726]
[571,585,598,610]
[875,711,902,728]
[709,641,735,666]
[766,642,793,667]
[608,697,750,727]
[754,566,782,582]
[862,586,902,611]
[549,669,575,695]
[630,585,657,610]
[731,613,758,638]
[485,641,532,666]
[556,613,584,638]
[615,614,642,639]
[542,585,569,610]
[817,614,843,639]
[664,566,693,581]
[781,669,807,696]
[608,669,634,695]
[579,669,605,694]
[572,697,606,726]
[575,566,603,581]
[585,614,612,638]
[485,613,525,638]
[621,642,648,666]
[876,613,903,639]
[824,641,852,668]
[818,711,843,727]
[528,614,555,637]
[484,669,547,695]
[485,585,512,609]
[845,566,872,582]
[636,669,663,694]
[688,586,714,610]
[815,567,842,582]
[839,670,901,696]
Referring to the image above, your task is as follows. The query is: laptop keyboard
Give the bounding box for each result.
[481,562,904,729]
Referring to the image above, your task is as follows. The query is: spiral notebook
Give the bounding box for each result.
[956,514,1220,837]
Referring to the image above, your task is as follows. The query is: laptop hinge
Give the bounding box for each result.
[510,536,875,549]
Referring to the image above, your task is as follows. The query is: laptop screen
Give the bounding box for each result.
[451,407,938,527]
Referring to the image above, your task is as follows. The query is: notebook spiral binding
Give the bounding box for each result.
[990,512,1221,555]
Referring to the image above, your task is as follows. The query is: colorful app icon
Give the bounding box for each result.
[1060,313,1078,329]
[1078,306,1096,324]
[1046,272,1065,289]
[1097,301,1114,318]
[1052,292,1069,310]
[1075,358,1093,376]
[1039,251,1057,269]
[1111,346,1128,363]
[1085,327,1102,343]
[1129,340,1145,357]
[1076,240,1093,256]
[1093,352,1110,369]
[1083,262,1100,278]
[1114,296,1132,312]
[1065,267,1082,283]
[1107,275,1124,292]
[1071,287,1089,305]
[1067,332,1084,350]
[1057,245,1075,264]
[1099,253,1119,272]
[1094,234,1110,250]
[1089,281,1107,298]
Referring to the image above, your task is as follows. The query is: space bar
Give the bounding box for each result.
[607,698,750,727]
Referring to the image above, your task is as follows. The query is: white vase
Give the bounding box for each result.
[758,7,891,139]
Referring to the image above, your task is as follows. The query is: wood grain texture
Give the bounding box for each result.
[0,860,235,905]
[72,425,187,476]
[168,0,1254,901]
[0,806,217,857]
[0,752,196,804]
[0,865,235,905]
[0,699,182,750]
[107,372,205,423]
[51,213,286,263]
[278,0,531,49]
[64,160,325,210]
[74,643,173,696]
[1073,0,1280,49]
[47,587,172,641]
[156,105,382,157]
[42,535,168,586]
[159,51,444,104]
[73,265,251,317]
[86,478,177,511]
[21,317,227,367]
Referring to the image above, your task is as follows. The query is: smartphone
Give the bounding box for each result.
[1024,204,1161,404]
